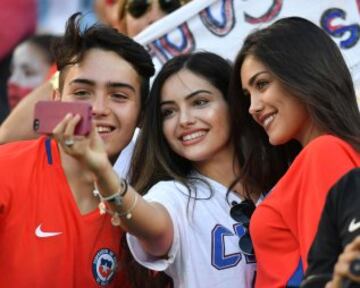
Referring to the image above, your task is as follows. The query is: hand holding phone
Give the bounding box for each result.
[33,101,92,135]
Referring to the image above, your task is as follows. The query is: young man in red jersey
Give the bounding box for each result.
[0,13,154,287]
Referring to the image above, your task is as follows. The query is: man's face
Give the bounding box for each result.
[57,48,142,161]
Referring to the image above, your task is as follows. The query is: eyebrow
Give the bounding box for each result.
[69,78,136,92]
[69,78,95,86]
[106,82,136,92]
[248,71,268,86]
[160,90,211,106]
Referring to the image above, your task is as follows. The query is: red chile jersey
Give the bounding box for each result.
[0,137,129,287]
[250,135,360,288]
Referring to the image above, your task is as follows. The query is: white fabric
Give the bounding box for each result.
[127,174,256,288]
[113,128,139,179]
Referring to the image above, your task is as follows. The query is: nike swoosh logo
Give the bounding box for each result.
[349,219,360,233]
[35,224,62,238]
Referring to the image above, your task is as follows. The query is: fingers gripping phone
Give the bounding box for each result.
[33,101,92,135]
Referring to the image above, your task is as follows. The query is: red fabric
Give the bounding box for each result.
[46,63,58,80]
[250,135,360,288]
[6,83,33,109]
[0,0,36,60]
[0,137,130,287]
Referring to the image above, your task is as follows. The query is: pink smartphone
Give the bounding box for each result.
[33,101,92,135]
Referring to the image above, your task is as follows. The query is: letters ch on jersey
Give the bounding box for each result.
[211,223,256,270]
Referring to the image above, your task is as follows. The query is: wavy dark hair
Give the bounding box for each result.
[123,51,233,288]
[53,12,155,111]
[228,16,360,197]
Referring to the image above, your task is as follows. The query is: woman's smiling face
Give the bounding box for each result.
[241,55,318,146]
[160,68,232,164]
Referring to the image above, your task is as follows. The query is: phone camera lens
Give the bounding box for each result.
[33,119,40,131]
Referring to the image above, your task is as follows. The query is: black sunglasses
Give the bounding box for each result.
[126,0,183,19]
[230,199,256,256]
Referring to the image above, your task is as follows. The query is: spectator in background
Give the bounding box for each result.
[95,0,191,37]
[94,0,127,34]
[0,0,36,123]
[7,35,59,110]
[122,0,190,37]
[302,168,360,288]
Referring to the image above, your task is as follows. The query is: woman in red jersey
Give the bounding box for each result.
[228,17,360,287]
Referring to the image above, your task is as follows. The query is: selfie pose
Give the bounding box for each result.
[228,17,360,287]
[51,52,277,288]
[0,14,154,287]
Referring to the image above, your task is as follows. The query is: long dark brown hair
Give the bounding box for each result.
[228,16,360,197]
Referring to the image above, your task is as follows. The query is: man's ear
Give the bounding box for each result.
[52,88,61,101]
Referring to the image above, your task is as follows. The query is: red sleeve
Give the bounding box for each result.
[293,136,360,270]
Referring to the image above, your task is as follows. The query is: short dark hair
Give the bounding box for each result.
[228,16,360,196]
[53,13,155,107]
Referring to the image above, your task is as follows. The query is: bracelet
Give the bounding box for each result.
[104,193,138,226]
[117,193,139,220]
[94,179,137,226]
[94,178,128,207]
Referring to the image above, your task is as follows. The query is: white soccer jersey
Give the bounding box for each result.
[127,174,256,288]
